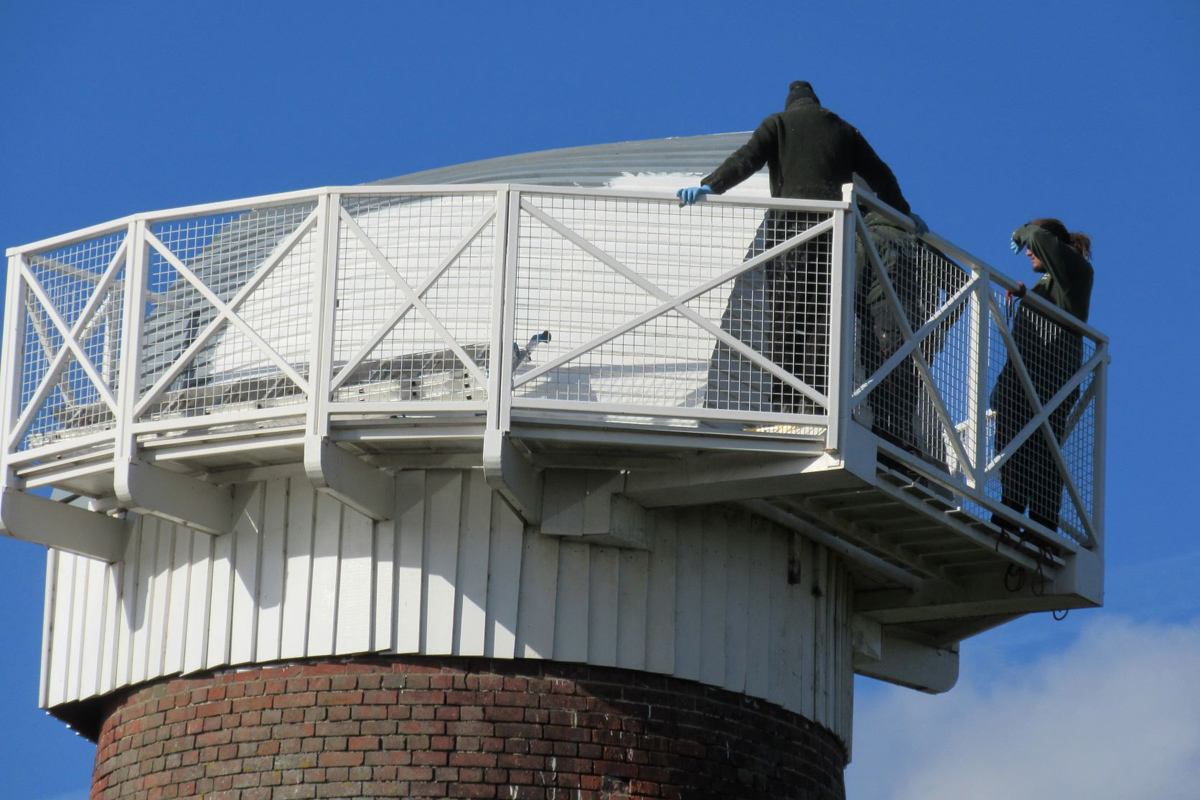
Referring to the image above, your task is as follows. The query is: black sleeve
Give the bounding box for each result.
[702,117,777,194]
[852,128,911,214]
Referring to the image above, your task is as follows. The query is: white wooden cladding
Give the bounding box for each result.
[41,469,854,744]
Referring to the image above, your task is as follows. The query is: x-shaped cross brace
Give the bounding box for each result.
[329,205,496,394]
[513,199,835,411]
[133,210,319,418]
[9,240,128,449]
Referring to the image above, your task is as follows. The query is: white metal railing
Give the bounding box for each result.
[0,183,1107,549]
[848,186,1107,550]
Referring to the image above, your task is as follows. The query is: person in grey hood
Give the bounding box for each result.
[679,81,922,416]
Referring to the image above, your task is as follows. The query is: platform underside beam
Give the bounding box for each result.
[114,459,233,535]
[0,488,129,562]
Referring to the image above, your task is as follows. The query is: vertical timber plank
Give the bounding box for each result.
[616,548,649,672]
[724,517,750,694]
[554,540,590,663]
[131,517,159,683]
[394,471,426,654]
[587,545,619,667]
[206,523,235,670]
[335,507,374,654]
[47,552,75,707]
[98,558,122,694]
[65,552,90,700]
[743,517,772,699]
[699,511,728,688]
[256,478,288,663]
[183,531,213,675]
[145,521,175,679]
[374,485,396,654]
[798,536,817,721]
[515,528,559,659]
[673,509,702,682]
[307,492,343,657]
[229,484,264,665]
[78,557,108,699]
[424,470,463,655]
[162,526,192,676]
[644,512,676,675]
[40,552,55,707]
[116,522,142,686]
[813,543,829,727]
[280,477,315,659]
[766,527,788,708]
[485,493,523,659]
[455,471,491,657]
[781,535,807,714]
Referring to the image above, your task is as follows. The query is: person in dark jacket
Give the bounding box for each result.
[680,81,911,209]
[992,218,1094,534]
[856,213,966,462]
[679,81,921,414]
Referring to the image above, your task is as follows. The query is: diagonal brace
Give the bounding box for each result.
[339,208,489,389]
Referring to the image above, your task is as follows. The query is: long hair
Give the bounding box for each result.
[1031,217,1092,260]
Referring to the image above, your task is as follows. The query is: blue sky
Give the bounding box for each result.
[1,1,1198,798]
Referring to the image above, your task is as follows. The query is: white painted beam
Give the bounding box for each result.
[0,489,129,562]
[115,460,233,535]
[624,452,854,508]
[304,435,395,522]
[854,628,959,694]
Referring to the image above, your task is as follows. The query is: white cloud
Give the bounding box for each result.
[848,615,1200,800]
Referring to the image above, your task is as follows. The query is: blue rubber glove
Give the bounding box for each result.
[676,185,712,206]
[1010,239,1023,255]
[910,212,929,236]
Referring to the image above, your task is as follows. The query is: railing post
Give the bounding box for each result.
[1090,350,1108,555]
[826,186,858,454]
[0,253,29,486]
[966,268,991,488]
[114,219,148,466]
[487,186,519,439]
[483,186,542,522]
[308,192,340,441]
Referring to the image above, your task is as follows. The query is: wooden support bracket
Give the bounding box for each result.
[304,435,395,522]
[483,429,542,524]
[115,459,233,535]
[540,470,650,550]
[0,488,130,562]
[853,624,960,694]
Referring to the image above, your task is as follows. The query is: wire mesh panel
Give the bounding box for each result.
[983,285,1098,545]
[15,230,127,450]
[851,217,973,471]
[510,193,834,425]
[135,202,319,423]
[330,193,497,405]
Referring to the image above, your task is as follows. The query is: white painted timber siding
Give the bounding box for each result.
[40,470,854,745]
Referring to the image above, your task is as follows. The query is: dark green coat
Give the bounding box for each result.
[1011,223,1094,323]
[991,223,1095,528]
[702,96,911,212]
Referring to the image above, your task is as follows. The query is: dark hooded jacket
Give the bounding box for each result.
[702,83,911,212]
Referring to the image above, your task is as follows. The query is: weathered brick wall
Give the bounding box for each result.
[90,658,847,800]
